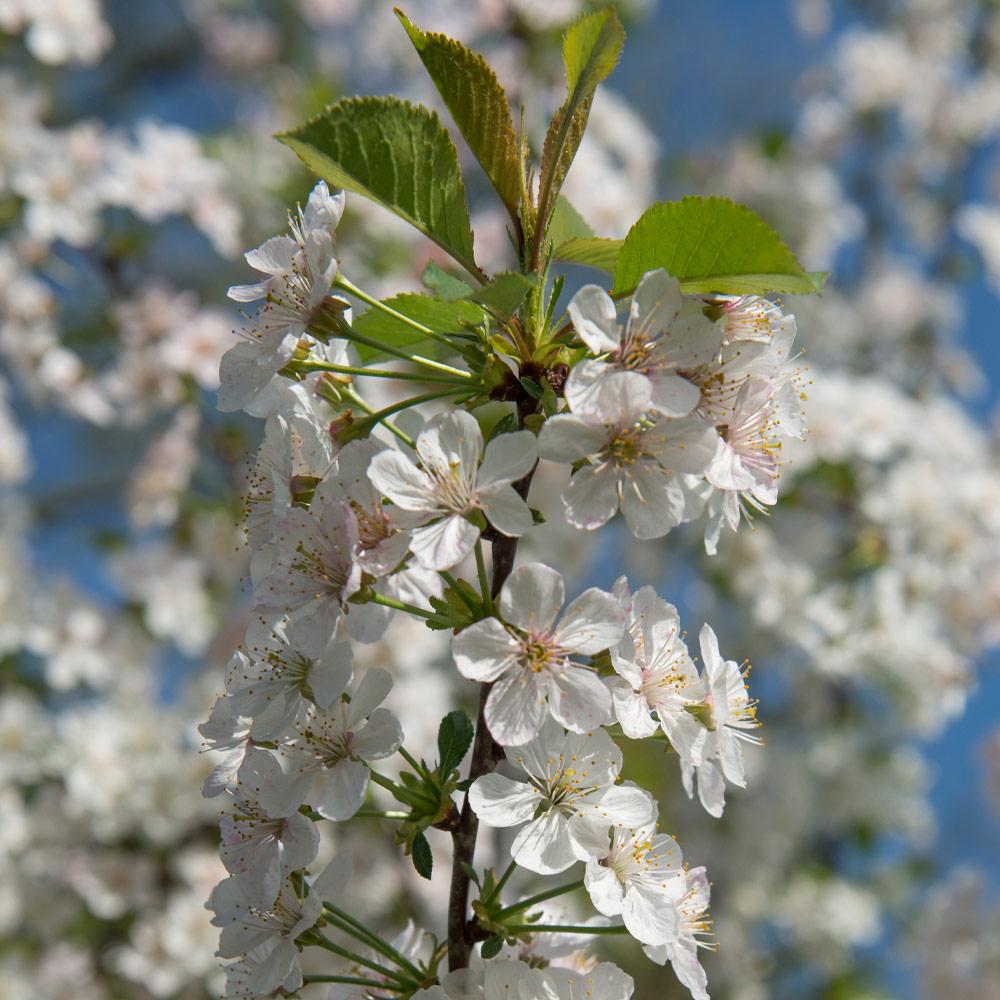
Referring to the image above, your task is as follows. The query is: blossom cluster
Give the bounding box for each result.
[196,161,782,997]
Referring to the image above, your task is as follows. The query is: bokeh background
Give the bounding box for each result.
[2,1,999,998]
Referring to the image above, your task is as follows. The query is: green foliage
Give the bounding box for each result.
[480,935,504,959]
[396,10,522,219]
[437,710,474,777]
[350,293,486,359]
[553,235,622,271]
[423,261,474,300]
[546,195,594,247]
[537,6,625,239]
[277,96,479,277]
[464,272,536,318]
[411,830,433,879]
[613,196,821,296]
[426,578,490,630]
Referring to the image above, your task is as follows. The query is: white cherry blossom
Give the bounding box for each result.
[219,748,320,909]
[468,721,655,874]
[584,821,684,946]
[642,866,713,1000]
[452,563,622,745]
[565,269,722,417]
[368,412,537,571]
[538,375,717,538]
[260,668,402,821]
[608,578,706,763]
[211,854,351,996]
[682,625,760,818]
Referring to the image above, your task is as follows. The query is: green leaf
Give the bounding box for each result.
[613,196,817,296]
[519,376,543,400]
[423,261,473,300]
[553,236,622,272]
[411,831,433,880]
[396,10,521,219]
[463,272,536,318]
[547,196,594,248]
[351,293,486,360]
[437,710,475,775]
[537,6,625,235]
[480,935,504,959]
[277,96,479,277]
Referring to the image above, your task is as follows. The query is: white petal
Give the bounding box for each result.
[314,759,369,820]
[585,859,625,916]
[511,810,576,874]
[348,667,393,723]
[611,680,659,738]
[622,885,680,946]
[500,563,564,634]
[537,414,608,463]
[568,284,621,353]
[546,666,613,733]
[367,451,438,512]
[245,236,298,276]
[280,812,321,872]
[647,372,701,417]
[564,359,626,416]
[311,851,353,901]
[353,707,403,761]
[481,485,533,537]
[477,430,537,490]
[468,772,538,826]
[656,416,718,475]
[485,669,548,746]
[620,465,686,539]
[695,757,726,818]
[453,618,520,682]
[553,587,624,653]
[408,515,479,571]
[310,641,353,710]
[590,783,657,827]
[417,410,482,478]
[563,464,619,531]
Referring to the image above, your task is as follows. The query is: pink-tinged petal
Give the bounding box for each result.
[417,411,482,478]
[563,463,619,531]
[409,514,479,571]
[485,670,548,746]
[568,284,621,353]
[500,563,565,633]
[481,485,533,537]
[367,451,438,512]
[352,707,403,761]
[537,414,608,463]
[554,587,624,653]
[585,859,625,916]
[478,430,537,490]
[622,885,680,946]
[313,759,369,820]
[452,618,520,682]
[511,810,576,874]
[546,666,613,733]
[620,465,686,539]
[468,772,539,826]
[647,372,701,417]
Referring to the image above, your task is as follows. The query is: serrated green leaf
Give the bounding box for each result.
[547,196,594,248]
[351,293,486,360]
[553,235,622,272]
[537,6,624,236]
[396,10,521,218]
[464,272,536,318]
[278,96,479,277]
[423,261,474,300]
[480,935,504,959]
[411,831,433,879]
[438,710,475,775]
[613,196,816,296]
